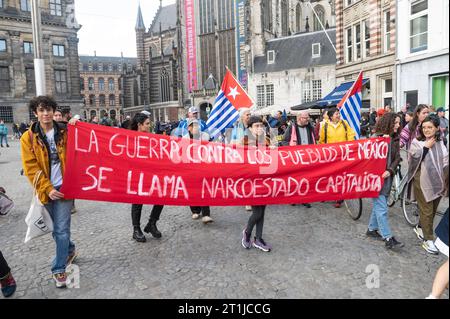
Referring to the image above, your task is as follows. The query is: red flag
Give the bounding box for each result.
[221,69,254,110]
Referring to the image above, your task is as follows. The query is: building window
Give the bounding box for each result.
[267,50,275,64]
[83,64,88,71]
[53,44,65,57]
[382,78,393,107]
[0,0,3,8]
[93,63,98,71]
[0,106,13,123]
[384,11,391,53]
[20,0,31,12]
[160,68,170,102]
[410,0,428,53]
[346,27,352,63]
[302,81,311,103]
[109,94,116,106]
[0,39,6,52]
[312,80,322,101]
[49,0,62,16]
[98,78,105,91]
[355,23,361,60]
[312,43,321,58]
[405,90,418,109]
[108,78,115,91]
[313,5,325,31]
[266,84,274,106]
[90,110,97,118]
[281,0,289,36]
[363,20,370,58]
[257,85,265,108]
[26,68,35,93]
[23,41,34,54]
[89,94,95,106]
[262,0,273,32]
[0,66,10,92]
[99,94,106,106]
[54,70,67,94]
[88,77,94,91]
[80,77,85,91]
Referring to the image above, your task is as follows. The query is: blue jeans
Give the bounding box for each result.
[0,134,7,146]
[368,195,392,239]
[45,196,75,275]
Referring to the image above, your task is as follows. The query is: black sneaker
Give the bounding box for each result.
[385,237,404,249]
[302,203,312,209]
[366,229,383,240]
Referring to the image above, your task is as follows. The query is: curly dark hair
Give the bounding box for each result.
[375,112,401,136]
[29,96,58,114]
[417,115,442,142]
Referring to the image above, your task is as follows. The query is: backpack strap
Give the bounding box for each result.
[324,122,328,144]
[342,120,348,141]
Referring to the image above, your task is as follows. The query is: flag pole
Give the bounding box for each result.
[307,1,337,53]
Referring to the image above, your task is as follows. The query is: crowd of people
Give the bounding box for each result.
[0,95,448,299]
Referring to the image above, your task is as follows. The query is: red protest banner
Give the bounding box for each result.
[61,122,389,206]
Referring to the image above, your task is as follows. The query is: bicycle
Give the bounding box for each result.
[386,160,420,227]
[344,198,363,220]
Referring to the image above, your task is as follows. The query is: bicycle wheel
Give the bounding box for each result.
[344,199,363,220]
[401,184,420,227]
[387,177,398,207]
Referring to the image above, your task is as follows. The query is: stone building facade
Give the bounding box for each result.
[123,3,183,122]
[0,0,82,124]
[79,55,136,122]
[335,0,396,109]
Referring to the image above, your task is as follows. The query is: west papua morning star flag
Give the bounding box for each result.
[338,71,363,139]
[207,69,254,139]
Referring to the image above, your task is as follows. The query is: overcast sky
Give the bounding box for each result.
[75,0,176,58]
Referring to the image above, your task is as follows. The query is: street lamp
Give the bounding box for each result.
[31,0,46,95]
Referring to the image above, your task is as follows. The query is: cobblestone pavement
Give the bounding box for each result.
[0,140,448,299]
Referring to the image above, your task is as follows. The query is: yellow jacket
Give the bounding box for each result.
[20,122,68,205]
[319,119,355,144]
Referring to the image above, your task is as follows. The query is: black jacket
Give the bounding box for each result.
[281,122,315,146]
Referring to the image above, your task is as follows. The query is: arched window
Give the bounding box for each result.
[88,77,94,91]
[80,77,85,91]
[99,94,106,106]
[108,78,115,91]
[98,78,105,91]
[262,0,273,32]
[90,110,97,119]
[110,109,117,120]
[89,94,95,106]
[281,0,289,36]
[313,5,325,31]
[160,68,170,102]
[296,3,302,33]
[109,94,115,106]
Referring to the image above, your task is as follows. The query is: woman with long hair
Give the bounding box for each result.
[407,115,449,254]
[400,104,430,149]
[129,113,164,243]
[366,113,404,249]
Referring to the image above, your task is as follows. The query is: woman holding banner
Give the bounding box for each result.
[241,116,273,253]
[129,113,164,243]
[366,113,404,249]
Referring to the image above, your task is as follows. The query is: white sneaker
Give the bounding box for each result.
[192,213,200,220]
[414,226,424,241]
[202,216,214,224]
[422,240,439,255]
[245,206,252,212]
